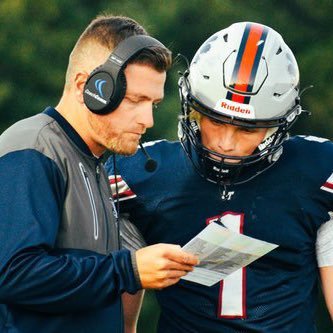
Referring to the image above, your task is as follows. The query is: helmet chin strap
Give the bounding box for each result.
[257,127,278,151]
[264,127,278,140]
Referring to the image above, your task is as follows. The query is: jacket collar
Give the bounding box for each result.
[43,106,98,159]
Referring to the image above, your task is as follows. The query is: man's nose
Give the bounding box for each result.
[138,103,154,129]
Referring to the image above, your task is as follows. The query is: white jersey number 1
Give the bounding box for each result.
[206,212,246,318]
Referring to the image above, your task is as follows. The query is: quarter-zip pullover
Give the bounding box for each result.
[0,107,141,333]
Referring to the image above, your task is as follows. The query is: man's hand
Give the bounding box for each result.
[135,244,199,289]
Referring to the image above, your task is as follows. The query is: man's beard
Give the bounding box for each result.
[87,113,140,156]
[106,134,139,156]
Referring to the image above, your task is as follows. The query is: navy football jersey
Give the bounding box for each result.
[105,136,333,333]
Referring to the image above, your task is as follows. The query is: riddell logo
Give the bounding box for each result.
[215,98,255,119]
[221,102,251,114]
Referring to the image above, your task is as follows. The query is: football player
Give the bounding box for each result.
[105,22,333,332]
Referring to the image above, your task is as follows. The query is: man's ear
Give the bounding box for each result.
[74,71,89,104]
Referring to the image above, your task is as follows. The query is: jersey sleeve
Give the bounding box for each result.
[316,144,333,267]
[104,154,142,215]
[105,157,146,250]
[104,143,164,205]
[316,213,333,267]
[0,150,140,313]
[120,214,147,251]
[299,137,333,268]
[104,141,172,246]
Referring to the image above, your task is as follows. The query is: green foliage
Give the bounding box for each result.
[1,1,332,331]
[2,0,333,138]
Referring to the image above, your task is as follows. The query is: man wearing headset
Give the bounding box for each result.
[106,22,333,332]
[0,15,198,333]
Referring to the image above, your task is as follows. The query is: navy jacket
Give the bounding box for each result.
[0,107,141,333]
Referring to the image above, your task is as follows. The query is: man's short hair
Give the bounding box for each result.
[76,14,172,72]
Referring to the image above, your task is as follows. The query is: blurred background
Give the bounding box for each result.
[0,0,332,331]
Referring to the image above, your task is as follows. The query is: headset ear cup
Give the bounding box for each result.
[108,70,127,112]
[83,68,115,115]
[84,35,165,115]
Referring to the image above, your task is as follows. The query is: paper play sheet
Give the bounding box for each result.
[181,222,278,286]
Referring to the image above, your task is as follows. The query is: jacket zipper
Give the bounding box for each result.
[95,164,112,250]
[79,162,99,240]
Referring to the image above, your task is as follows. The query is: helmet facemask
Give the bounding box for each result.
[178,90,301,186]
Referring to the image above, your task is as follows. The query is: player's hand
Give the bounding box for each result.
[135,243,199,289]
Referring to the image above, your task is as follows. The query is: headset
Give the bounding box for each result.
[83,35,166,115]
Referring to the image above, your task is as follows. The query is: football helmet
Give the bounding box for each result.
[178,22,304,188]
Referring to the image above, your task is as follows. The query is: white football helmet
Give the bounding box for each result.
[178,22,305,187]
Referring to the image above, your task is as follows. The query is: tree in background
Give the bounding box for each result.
[0,1,332,332]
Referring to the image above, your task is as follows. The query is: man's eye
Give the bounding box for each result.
[124,97,136,104]
[153,103,159,110]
